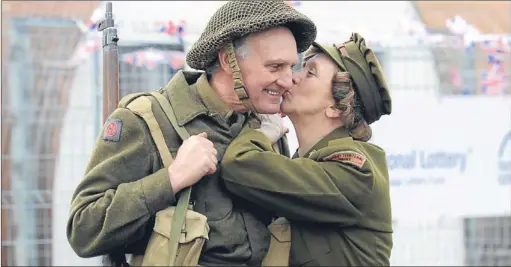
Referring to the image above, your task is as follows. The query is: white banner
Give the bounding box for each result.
[371,92,511,219]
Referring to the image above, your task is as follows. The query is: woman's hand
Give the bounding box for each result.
[256,114,288,143]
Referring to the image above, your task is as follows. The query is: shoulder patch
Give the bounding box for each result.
[103,119,123,142]
[323,150,366,169]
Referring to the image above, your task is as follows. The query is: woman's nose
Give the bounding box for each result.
[292,71,302,85]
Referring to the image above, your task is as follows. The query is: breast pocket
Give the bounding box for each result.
[191,169,234,222]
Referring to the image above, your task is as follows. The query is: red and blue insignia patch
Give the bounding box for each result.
[103,119,122,142]
[323,150,366,169]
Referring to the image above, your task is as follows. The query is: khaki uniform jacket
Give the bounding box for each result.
[221,127,394,266]
[67,71,285,265]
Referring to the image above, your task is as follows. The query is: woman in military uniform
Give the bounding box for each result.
[221,33,394,266]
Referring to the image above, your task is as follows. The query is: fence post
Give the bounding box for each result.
[8,18,38,266]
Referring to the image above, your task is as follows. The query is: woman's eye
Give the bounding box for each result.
[307,70,315,77]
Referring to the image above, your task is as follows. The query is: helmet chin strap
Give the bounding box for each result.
[225,42,259,114]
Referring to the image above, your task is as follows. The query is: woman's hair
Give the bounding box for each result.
[303,46,372,142]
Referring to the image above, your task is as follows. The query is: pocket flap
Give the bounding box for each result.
[268,217,291,242]
[153,207,210,243]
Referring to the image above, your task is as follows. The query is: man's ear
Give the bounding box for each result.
[325,105,342,119]
[218,49,232,74]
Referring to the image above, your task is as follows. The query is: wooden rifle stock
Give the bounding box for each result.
[98,1,119,124]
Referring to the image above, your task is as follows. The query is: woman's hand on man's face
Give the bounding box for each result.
[256,114,289,143]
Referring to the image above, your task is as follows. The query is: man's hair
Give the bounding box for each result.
[303,46,372,142]
[205,34,251,78]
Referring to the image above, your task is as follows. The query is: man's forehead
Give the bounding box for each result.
[265,56,299,65]
[253,42,297,61]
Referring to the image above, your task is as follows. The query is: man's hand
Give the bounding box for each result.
[256,114,288,144]
[168,132,217,193]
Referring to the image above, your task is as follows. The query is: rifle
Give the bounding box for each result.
[97,3,127,267]
[98,1,120,124]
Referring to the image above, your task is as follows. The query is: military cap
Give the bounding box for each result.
[186,1,317,70]
[311,33,392,124]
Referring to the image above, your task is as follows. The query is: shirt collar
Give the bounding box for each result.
[292,127,351,158]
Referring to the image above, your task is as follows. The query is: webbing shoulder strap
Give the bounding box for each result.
[148,91,193,267]
[125,91,193,266]
[118,92,148,109]
[126,96,174,168]
[149,92,191,142]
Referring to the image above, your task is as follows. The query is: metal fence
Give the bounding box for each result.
[1,2,510,266]
[1,10,186,266]
[2,16,92,266]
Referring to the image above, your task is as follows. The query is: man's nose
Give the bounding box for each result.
[276,68,294,90]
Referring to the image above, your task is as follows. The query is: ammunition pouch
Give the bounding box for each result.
[129,207,209,266]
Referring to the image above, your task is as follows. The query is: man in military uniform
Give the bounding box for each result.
[221,33,394,266]
[66,1,316,266]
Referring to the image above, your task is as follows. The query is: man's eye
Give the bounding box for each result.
[270,64,281,70]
